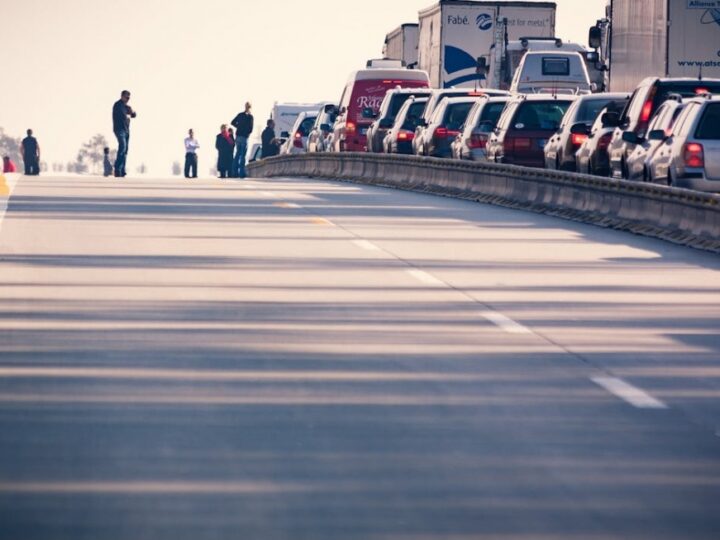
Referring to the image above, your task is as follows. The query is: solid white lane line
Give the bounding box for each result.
[591,377,668,409]
[406,269,446,287]
[274,202,301,209]
[260,191,276,198]
[480,311,532,334]
[352,240,381,252]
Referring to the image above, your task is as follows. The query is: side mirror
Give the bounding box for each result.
[648,129,666,141]
[589,26,602,49]
[280,131,290,138]
[570,123,590,135]
[621,131,641,145]
[362,107,377,119]
[320,123,331,132]
[379,118,393,129]
[601,111,619,128]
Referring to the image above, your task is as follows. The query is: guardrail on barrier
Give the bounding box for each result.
[247,153,720,253]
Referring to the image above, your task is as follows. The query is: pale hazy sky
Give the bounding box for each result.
[1,0,605,175]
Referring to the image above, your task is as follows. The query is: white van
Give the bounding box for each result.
[510,51,593,95]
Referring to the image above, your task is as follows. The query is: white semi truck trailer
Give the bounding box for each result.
[417,0,556,88]
[383,24,420,68]
[591,0,720,92]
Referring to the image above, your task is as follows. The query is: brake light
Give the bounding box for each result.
[346,121,356,135]
[293,132,303,148]
[597,133,613,151]
[470,134,487,149]
[434,127,460,139]
[571,133,588,147]
[398,130,414,141]
[696,87,709,95]
[684,143,704,168]
[514,138,532,150]
[640,100,653,123]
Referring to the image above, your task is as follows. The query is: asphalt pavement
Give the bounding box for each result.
[0,173,719,539]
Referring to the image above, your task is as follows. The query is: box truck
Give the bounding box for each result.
[591,0,720,92]
[417,0,556,88]
[383,24,420,68]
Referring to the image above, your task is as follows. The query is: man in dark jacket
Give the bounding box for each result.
[261,119,281,159]
[231,102,253,178]
[21,129,40,175]
[112,90,137,177]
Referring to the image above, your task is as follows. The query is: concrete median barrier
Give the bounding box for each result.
[248,154,720,253]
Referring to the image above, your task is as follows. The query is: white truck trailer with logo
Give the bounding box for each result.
[591,0,720,92]
[270,102,326,139]
[383,24,420,68]
[417,0,556,88]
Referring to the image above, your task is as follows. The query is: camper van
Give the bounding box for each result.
[510,51,593,94]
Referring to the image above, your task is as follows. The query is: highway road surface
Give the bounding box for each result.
[1,174,719,539]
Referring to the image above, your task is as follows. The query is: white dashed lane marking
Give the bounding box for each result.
[480,311,533,335]
[352,240,381,252]
[592,377,668,409]
[406,269,446,287]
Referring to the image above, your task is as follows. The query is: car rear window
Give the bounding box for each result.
[542,57,570,76]
[401,101,428,130]
[512,101,572,131]
[298,117,316,136]
[388,95,414,120]
[654,82,720,109]
[443,102,474,131]
[577,98,625,124]
[695,103,720,140]
[477,102,507,128]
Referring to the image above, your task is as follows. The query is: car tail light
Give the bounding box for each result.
[398,130,414,141]
[293,132,303,148]
[571,133,588,147]
[470,134,487,149]
[597,133,613,151]
[696,87,709,95]
[640,99,653,123]
[434,127,460,139]
[346,121,356,135]
[683,143,704,168]
[514,138,532,150]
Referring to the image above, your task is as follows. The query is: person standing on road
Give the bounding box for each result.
[184,129,200,179]
[112,90,137,178]
[3,156,17,173]
[103,147,113,177]
[231,102,253,178]
[261,119,281,159]
[21,129,40,175]
[215,124,234,179]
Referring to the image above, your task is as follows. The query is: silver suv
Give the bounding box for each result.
[662,95,720,192]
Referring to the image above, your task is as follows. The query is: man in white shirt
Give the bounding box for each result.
[184,129,200,178]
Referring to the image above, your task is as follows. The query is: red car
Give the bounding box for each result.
[485,94,574,168]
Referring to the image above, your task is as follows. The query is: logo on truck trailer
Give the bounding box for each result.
[700,8,720,25]
[476,13,493,31]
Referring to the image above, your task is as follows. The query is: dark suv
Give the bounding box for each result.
[365,87,432,153]
[486,94,574,168]
[608,77,720,178]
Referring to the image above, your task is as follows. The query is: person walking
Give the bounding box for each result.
[261,119,281,159]
[112,90,137,178]
[184,129,200,178]
[103,147,113,177]
[21,129,40,175]
[215,124,234,178]
[231,102,253,178]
